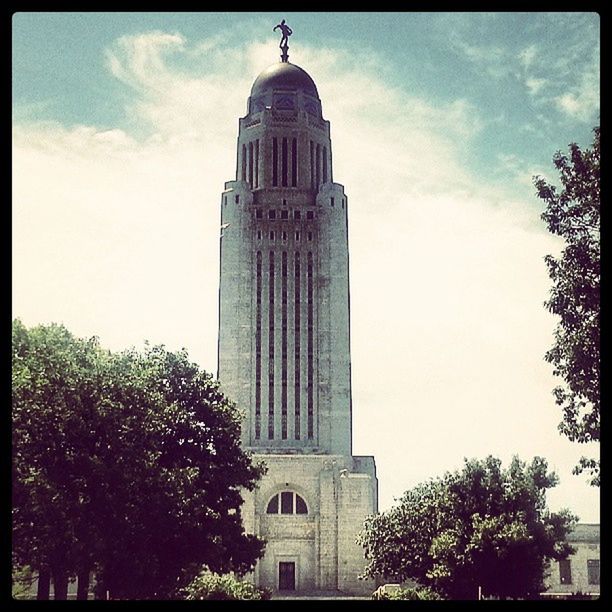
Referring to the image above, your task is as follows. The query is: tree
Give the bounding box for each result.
[358,456,577,600]
[534,127,600,486]
[12,320,265,599]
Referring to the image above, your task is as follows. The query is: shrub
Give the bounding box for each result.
[181,571,271,600]
[382,586,444,600]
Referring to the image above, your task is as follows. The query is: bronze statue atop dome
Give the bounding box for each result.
[274,19,293,62]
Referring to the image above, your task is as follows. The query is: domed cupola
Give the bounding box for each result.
[251,62,319,98]
[248,61,322,117]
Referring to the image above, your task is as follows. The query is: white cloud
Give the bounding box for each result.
[12,29,599,521]
[554,47,599,122]
[452,40,512,79]
[518,44,538,68]
[525,77,547,96]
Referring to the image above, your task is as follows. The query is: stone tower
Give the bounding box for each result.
[217,35,377,595]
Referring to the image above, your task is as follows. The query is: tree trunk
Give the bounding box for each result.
[36,568,50,600]
[77,567,90,600]
[94,574,107,600]
[52,570,69,600]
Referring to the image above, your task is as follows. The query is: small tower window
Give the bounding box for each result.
[281,210,289,220]
[331,197,335,207]
[308,232,313,241]
[257,230,262,240]
[295,231,300,241]
[294,210,301,220]
[235,195,240,204]
[282,231,287,241]
[266,491,308,515]
[224,196,227,206]
[269,210,276,220]
[306,211,314,220]
[270,231,275,241]
[256,209,263,219]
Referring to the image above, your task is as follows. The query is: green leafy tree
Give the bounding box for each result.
[534,126,600,486]
[12,563,36,599]
[12,320,265,600]
[358,456,576,600]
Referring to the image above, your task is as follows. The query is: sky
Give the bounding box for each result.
[12,12,600,522]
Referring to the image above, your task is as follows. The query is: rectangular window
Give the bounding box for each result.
[294,251,301,440]
[294,210,301,220]
[242,144,247,181]
[254,139,260,188]
[307,251,314,439]
[291,137,297,187]
[310,140,315,189]
[559,559,572,585]
[269,210,276,220]
[257,230,262,240]
[282,137,288,187]
[587,559,600,585]
[315,143,321,186]
[306,211,314,220]
[272,137,278,187]
[255,251,262,439]
[295,231,300,241]
[323,146,328,183]
[268,251,275,440]
[331,197,335,207]
[281,210,289,219]
[235,195,240,204]
[256,208,263,219]
[270,231,275,241]
[248,141,254,186]
[281,251,288,439]
[308,232,312,241]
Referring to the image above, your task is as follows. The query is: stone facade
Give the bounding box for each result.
[241,454,377,593]
[217,58,377,595]
[544,524,600,597]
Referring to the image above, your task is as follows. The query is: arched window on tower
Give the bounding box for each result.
[266,491,308,515]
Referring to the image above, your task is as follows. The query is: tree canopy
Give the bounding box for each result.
[534,126,600,486]
[12,320,265,599]
[358,455,576,600]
